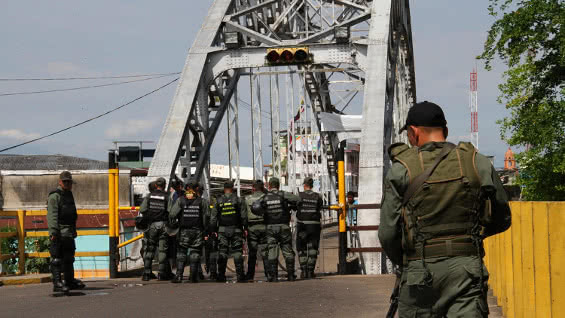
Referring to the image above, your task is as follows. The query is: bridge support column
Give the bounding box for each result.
[337,141,347,274]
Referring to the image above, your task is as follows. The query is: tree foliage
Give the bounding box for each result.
[479,0,565,200]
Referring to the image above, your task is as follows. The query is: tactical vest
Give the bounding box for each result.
[297,191,321,222]
[147,190,168,222]
[390,142,482,258]
[264,191,290,225]
[217,195,241,227]
[179,197,203,229]
[49,189,77,225]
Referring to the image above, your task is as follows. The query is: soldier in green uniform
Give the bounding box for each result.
[244,180,269,281]
[138,177,172,281]
[199,183,218,280]
[296,177,323,279]
[379,101,512,317]
[262,177,300,282]
[209,181,248,282]
[47,171,85,292]
[169,182,208,283]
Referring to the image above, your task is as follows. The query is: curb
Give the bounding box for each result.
[0,276,52,286]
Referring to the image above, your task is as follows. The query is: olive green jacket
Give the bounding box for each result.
[378,142,512,265]
[47,186,77,238]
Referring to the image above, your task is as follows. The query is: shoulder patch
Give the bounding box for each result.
[388,143,410,159]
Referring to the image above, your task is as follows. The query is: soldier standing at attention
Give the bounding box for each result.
[139,177,172,281]
[169,182,208,283]
[379,101,511,317]
[47,171,85,293]
[244,180,269,281]
[262,177,300,282]
[296,177,323,279]
[209,181,248,282]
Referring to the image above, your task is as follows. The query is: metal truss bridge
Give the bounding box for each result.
[148,0,416,274]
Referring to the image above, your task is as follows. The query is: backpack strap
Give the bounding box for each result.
[402,143,456,206]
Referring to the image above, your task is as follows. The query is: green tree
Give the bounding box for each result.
[479,0,565,200]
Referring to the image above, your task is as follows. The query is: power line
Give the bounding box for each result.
[0,72,181,81]
[0,77,179,153]
[0,74,176,97]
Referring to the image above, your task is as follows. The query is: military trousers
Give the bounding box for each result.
[296,223,320,270]
[398,255,489,317]
[247,223,268,261]
[176,228,203,266]
[143,221,169,275]
[266,224,295,263]
[49,235,76,284]
[204,234,218,274]
[218,226,244,263]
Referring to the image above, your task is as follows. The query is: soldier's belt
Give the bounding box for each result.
[405,238,477,261]
[248,220,265,225]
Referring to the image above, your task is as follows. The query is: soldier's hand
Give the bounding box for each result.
[204,235,209,241]
[244,230,248,237]
[50,235,59,241]
[213,232,218,238]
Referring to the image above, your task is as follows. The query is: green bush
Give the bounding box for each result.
[0,226,50,274]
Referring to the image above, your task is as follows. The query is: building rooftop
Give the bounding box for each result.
[0,154,107,171]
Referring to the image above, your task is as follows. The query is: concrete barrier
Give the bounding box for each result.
[484,202,565,318]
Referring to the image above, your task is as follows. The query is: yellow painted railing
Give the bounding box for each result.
[484,201,565,318]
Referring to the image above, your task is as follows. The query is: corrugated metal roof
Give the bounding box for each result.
[0,154,107,171]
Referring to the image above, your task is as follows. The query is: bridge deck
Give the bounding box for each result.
[1,275,395,317]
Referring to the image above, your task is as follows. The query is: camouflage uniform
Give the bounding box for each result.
[139,190,170,279]
[47,183,83,292]
[209,192,248,282]
[379,141,512,317]
[296,189,323,279]
[169,194,208,283]
[263,187,300,282]
[245,190,268,280]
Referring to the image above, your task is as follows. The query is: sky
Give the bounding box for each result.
[0,0,512,168]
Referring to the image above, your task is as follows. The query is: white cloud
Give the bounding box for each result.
[105,119,156,138]
[0,129,40,140]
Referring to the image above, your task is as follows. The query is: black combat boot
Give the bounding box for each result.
[268,260,278,282]
[172,261,185,283]
[63,262,74,290]
[142,258,153,281]
[235,259,246,283]
[67,267,85,290]
[286,260,296,282]
[309,265,316,279]
[51,260,69,293]
[198,264,205,281]
[216,259,227,282]
[189,262,199,283]
[245,255,256,281]
[300,265,307,279]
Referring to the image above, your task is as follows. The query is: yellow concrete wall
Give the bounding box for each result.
[484,202,565,318]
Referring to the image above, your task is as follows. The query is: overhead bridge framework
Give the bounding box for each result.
[148,0,416,274]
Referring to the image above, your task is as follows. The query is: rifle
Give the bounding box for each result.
[386,266,402,318]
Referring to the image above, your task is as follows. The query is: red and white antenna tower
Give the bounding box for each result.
[469,68,478,149]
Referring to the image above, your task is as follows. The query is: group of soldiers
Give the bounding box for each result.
[136,175,323,283]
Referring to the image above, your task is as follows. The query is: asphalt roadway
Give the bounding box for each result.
[0,275,396,318]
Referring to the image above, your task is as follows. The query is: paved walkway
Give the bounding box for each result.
[0,275,396,318]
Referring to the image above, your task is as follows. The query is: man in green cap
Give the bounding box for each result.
[379,101,511,317]
[244,180,269,281]
[47,171,85,293]
[262,177,300,282]
[138,177,172,281]
[296,177,323,279]
[209,180,248,282]
[169,182,208,283]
